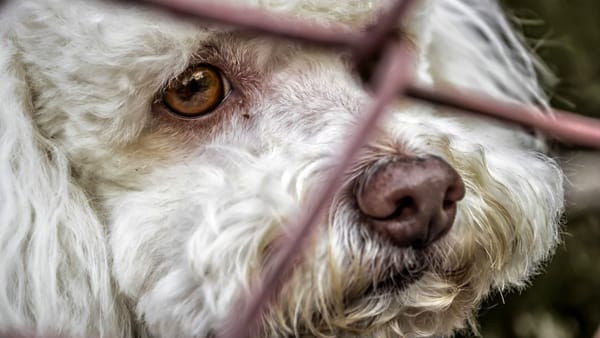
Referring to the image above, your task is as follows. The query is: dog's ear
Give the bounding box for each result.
[412,0,553,108]
[0,35,132,336]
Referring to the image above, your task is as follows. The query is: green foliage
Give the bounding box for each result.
[502,0,600,117]
[462,214,600,338]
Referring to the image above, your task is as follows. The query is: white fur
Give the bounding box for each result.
[0,0,564,337]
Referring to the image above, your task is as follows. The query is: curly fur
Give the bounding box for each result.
[0,0,564,337]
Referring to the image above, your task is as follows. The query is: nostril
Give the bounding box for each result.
[374,197,416,221]
[442,199,455,211]
[394,197,417,220]
[445,180,466,203]
[442,185,462,211]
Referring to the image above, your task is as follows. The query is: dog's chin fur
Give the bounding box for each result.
[0,0,564,337]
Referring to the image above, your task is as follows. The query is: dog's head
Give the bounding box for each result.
[0,0,564,337]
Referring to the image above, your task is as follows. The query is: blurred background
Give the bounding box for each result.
[457,1,600,337]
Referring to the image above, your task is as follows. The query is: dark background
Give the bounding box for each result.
[459,1,600,337]
[502,0,600,119]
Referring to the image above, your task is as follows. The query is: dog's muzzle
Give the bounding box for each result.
[355,155,465,248]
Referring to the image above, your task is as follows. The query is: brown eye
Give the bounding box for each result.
[163,64,230,118]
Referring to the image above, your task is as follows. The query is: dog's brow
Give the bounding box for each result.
[126,0,600,148]
[115,0,600,337]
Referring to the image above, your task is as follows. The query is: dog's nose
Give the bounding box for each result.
[355,155,465,248]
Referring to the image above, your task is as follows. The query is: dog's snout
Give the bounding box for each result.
[356,155,466,248]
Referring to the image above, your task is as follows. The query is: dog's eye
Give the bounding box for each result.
[163,65,230,118]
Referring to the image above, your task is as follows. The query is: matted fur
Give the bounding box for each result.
[0,0,564,337]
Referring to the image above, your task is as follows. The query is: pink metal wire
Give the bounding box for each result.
[405,86,600,148]
[119,0,600,337]
[123,0,360,47]
[219,43,416,338]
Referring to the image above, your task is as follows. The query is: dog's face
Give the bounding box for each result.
[0,0,564,337]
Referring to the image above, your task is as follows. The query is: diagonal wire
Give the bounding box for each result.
[405,86,600,148]
[218,42,416,338]
[215,1,421,334]
[352,0,418,65]
[122,0,361,47]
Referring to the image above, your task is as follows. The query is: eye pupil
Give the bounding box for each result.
[175,76,209,100]
[188,79,202,92]
[163,65,228,118]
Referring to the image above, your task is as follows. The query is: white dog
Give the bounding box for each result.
[0,0,564,337]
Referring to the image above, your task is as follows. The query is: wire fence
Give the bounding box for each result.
[6,0,600,337]
[125,1,600,337]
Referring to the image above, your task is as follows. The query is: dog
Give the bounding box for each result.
[0,0,565,337]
